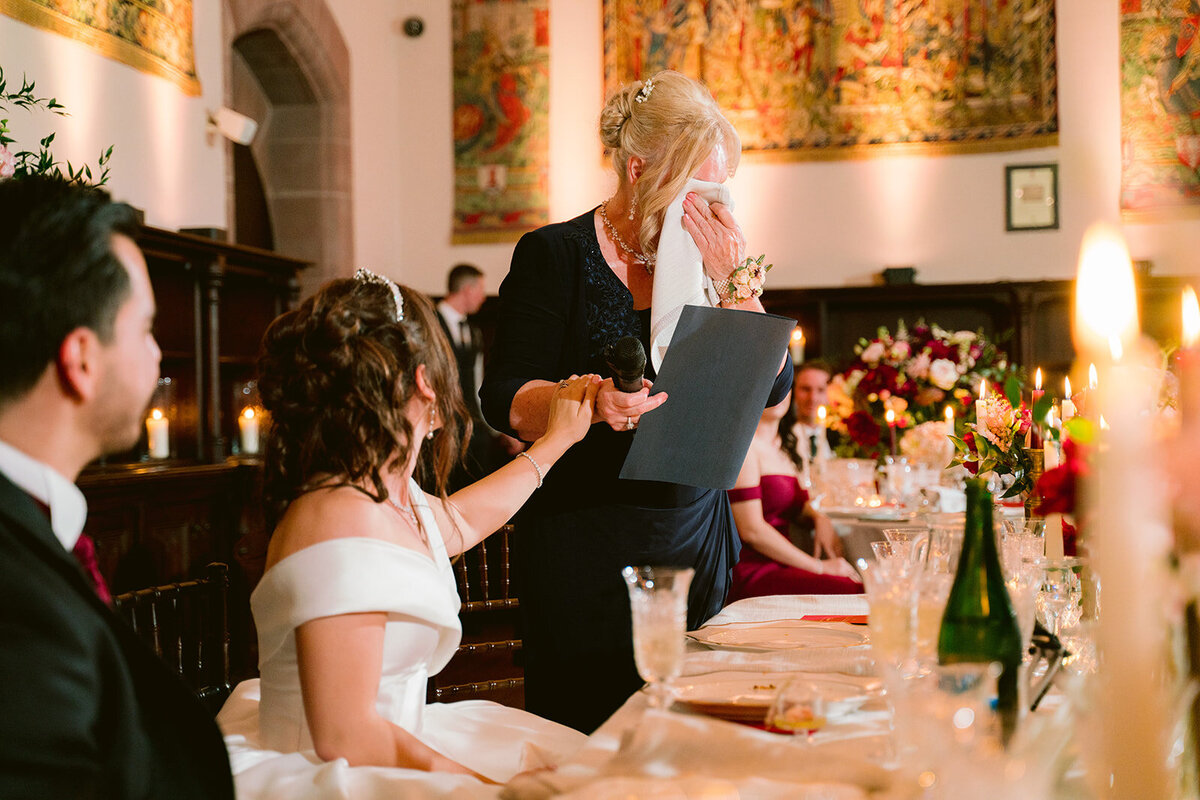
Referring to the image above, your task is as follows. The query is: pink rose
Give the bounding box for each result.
[0,145,15,179]
[928,358,958,391]
[860,341,886,366]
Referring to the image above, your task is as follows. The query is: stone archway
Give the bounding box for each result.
[224,0,352,295]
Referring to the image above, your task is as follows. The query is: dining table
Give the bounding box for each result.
[503,592,1091,800]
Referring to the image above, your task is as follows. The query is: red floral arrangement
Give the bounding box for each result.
[1033,437,1089,556]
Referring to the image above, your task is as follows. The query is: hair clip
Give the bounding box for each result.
[354,267,404,321]
[634,78,655,104]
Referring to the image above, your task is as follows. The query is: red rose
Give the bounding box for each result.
[846,410,881,447]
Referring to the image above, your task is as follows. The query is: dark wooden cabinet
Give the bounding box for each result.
[82,228,307,680]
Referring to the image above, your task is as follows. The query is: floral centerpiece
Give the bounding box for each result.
[827,320,1014,460]
[949,376,1045,499]
[0,66,112,184]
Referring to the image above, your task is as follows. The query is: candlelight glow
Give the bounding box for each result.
[1089,363,1099,390]
[885,408,895,425]
[1183,287,1200,347]
[1109,336,1124,362]
[792,327,804,345]
[979,378,988,400]
[944,405,954,425]
[1034,368,1042,391]
[817,405,827,424]
[242,407,256,420]
[1100,415,1110,430]
[1073,222,1140,359]
[1065,376,1072,398]
[150,408,164,420]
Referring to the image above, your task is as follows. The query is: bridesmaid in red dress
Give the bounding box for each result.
[727,393,863,601]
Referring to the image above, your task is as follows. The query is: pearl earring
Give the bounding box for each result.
[427,406,436,440]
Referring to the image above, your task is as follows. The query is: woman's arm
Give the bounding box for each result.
[295,613,490,780]
[441,374,601,556]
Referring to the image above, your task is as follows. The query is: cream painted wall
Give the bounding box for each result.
[0,7,226,230]
[331,0,1197,295]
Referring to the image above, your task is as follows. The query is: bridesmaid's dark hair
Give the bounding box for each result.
[777,400,806,474]
[257,277,469,528]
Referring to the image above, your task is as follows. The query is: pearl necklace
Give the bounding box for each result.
[599,201,655,275]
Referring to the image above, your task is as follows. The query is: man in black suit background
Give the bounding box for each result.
[0,176,234,799]
[436,263,521,489]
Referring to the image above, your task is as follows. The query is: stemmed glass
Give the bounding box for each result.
[766,678,827,743]
[622,566,693,709]
[1036,562,1079,638]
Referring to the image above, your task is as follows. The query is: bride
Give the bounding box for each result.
[217,270,598,798]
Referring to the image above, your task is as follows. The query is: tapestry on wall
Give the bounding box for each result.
[0,0,199,96]
[1120,0,1200,220]
[451,0,550,243]
[602,0,1058,160]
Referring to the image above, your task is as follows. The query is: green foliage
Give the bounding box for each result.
[0,66,112,186]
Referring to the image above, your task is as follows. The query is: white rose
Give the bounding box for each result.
[908,352,931,379]
[928,358,959,391]
[861,341,886,366]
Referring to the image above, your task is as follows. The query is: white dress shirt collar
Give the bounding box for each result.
[0,438,87,552]
[437,301,467,344]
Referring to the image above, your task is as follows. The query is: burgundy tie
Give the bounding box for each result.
[26,493,112,604]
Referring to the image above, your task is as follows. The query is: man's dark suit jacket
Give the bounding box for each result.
[0,473,234,799]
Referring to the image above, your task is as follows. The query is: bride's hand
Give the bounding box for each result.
[543,374,601,447]
[682,192,746,282]
[594,377,668,432]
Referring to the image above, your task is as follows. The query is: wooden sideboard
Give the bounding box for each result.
[83,228,307,679]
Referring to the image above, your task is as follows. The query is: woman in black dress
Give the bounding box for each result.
[480,71,792,733]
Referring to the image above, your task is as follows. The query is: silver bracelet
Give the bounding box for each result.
[516,451,543,489]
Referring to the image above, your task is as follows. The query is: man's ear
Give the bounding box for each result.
[413,363,437,403]
[57,327,102,402]
[626,156,645,184]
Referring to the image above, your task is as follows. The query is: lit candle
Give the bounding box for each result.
[817,404,827,426]
[1045,513,1065,560]
[238,407,260,455]
[1088,363,1099,390]
[1030,367,1044,448]
[885,407,897,455]
[1061,376,1075,421]
[789,326,806,364]
[146,408,169,459]
[944,404,954,434]
[975,378,988,423]
[1178,286,1200,429]
[1073,221,1171,797]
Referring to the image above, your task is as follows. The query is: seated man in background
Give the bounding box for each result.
[0,175,233,799]
[792,359,839,484]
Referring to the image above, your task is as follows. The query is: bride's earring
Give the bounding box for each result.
[628,194,637,222]
[427,406,436,440]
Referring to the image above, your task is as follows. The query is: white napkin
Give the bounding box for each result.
[648,178,734,372]
[705,595,871,627]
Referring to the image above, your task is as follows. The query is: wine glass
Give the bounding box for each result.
[621,565,693,709]
[1036,563,1078,638]
[766,678,827,743]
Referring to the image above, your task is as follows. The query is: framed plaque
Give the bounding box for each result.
[1006,163,1059,231]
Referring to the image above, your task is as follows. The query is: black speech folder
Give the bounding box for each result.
[619,304,795,489]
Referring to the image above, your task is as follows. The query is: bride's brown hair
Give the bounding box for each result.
[256,277,469,527]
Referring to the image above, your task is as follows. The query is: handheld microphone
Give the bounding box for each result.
[603,336,646,393]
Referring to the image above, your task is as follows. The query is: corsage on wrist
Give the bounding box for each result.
[713,254,772,306]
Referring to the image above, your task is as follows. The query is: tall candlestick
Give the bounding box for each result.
[944,404,954,435]
[146,408,169,459]
[789,327,805,364]
[1045,513,1065,560]
[1073,221,1171,797]
[975,378,988,423]
[1179,286,1200,430]
[885,408,897,456]
[1030,367,1045,448]
[239,407,260,455]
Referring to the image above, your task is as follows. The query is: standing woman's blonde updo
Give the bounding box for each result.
[598,70,741,261]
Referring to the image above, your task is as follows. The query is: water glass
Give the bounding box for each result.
[927,524,964,575]
[622,565,693,708]
[882,526,931,565]
[1037,561,1082,637]
[861,559,920,674]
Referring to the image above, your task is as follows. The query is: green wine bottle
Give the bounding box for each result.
[937,478,1024,742]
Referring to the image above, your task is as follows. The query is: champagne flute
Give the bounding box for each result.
[622,566,693,709]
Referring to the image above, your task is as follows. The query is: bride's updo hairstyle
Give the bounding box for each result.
[599,70,740,261]
[257,276,468,525]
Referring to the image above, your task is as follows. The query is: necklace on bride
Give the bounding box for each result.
[386,494,418,525]
[600,200,655,275]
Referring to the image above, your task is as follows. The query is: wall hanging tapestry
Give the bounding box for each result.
[1120,0,1200,220]
[0,0,199,96]
[603,0,1058,160]
[452,0,550,242]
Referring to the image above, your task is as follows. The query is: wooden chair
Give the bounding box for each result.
[112,561,232,714]
[427,525,525,707]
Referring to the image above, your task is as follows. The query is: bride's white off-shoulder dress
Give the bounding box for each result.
[216,483,587,799]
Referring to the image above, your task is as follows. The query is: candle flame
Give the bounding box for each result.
[817,405,827,423]
[791,327,804,344]
[242,407,256,420]
[1064,376,1072,398]
[1034,367,1042,391]
[944,405,954,424]
[885,408,895,424]
[1100,414,1109,430]
[1109,335,1124,362]
[1183,287,1200,347]
[1073,222,1139,359]
[150,408,163,420]
[1088,363,1099,390]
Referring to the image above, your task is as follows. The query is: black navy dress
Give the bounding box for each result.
[480,209,792,732]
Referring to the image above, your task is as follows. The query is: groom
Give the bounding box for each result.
[0,175,233,798]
